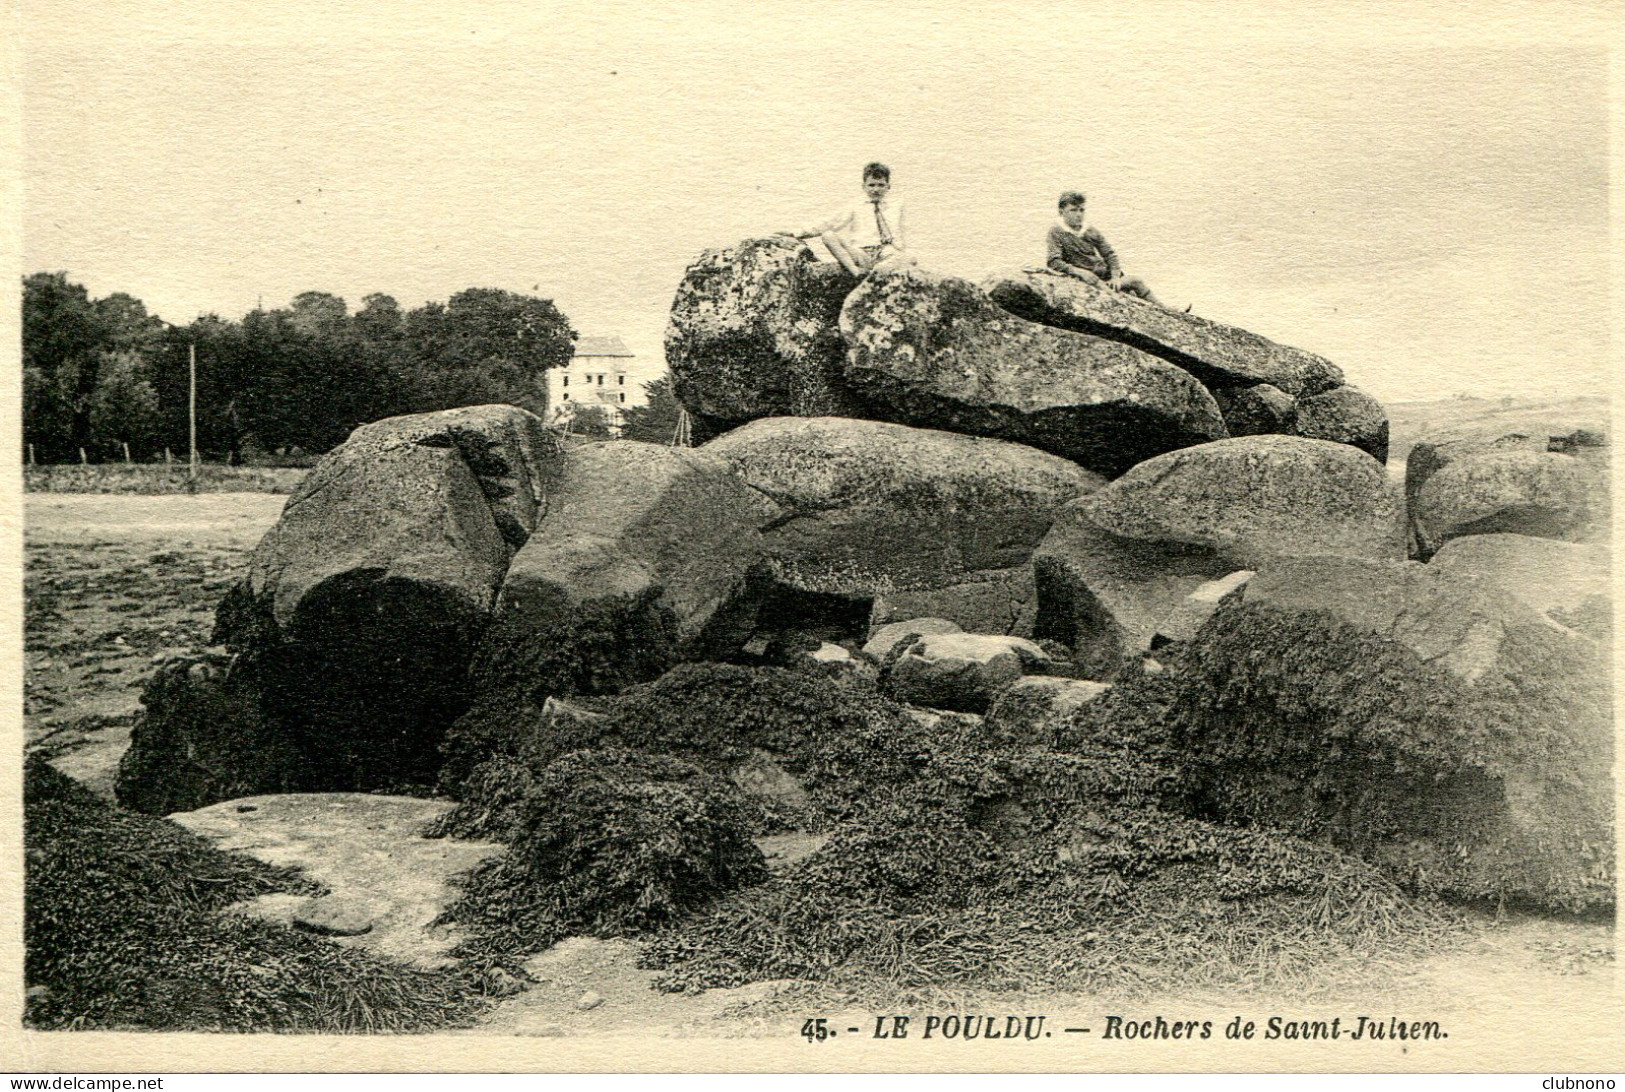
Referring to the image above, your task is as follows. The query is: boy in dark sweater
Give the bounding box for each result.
[1047,190,1165,306]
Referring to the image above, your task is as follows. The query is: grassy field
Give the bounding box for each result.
[25,463,308,494]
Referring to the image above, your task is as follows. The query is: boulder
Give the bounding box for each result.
[665,237,867,439]
[1427,534,1609,635]
[230,406,558,639]
[1082,436,1408,561]
[840,269,1228,477]
[1411,448,1608,558]
[1151,570,1256,646]
[1294,385,1390,463]
[1033,436,1408,678]
[1404,426,1608,556]
[1172,555,1612,911]
[467,441,777,711]
[704,417,1102,595]
[131,406,564,803]
[862,617,963,665]
[342,404,566,547]
[870,567,1037,638]
[1214,383,1297,437]
[982,270,1344,398]
[799,643,881,687]
[884,632,1052,714]
[984,676,1112,746]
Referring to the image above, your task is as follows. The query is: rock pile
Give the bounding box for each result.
[116,239,1611,917]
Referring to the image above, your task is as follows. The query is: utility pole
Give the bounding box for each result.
[188,342,199,483]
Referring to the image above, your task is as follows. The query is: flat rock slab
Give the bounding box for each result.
[862,617,963,664]
[983,270,1344,398]
[884,632,1050,713]
[170,793,503,969]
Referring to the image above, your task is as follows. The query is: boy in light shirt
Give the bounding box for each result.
[782,162,908,277]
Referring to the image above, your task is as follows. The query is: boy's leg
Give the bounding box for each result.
[819,232,869,277]
[1118,277,1164,306]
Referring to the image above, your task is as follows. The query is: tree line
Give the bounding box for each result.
[22,273,580,463]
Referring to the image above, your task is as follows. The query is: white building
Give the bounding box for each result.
[546,335,644,432]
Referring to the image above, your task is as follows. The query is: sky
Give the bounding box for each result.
[17,0,1616,403]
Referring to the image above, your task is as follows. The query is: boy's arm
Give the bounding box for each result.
[784,207,853,240]
[1087,227,1124,280]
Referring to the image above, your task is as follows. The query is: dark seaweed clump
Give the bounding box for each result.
[435,663,1461,996]
[25,756,487,1032]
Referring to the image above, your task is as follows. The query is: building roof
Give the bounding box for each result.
[572,335,634,357]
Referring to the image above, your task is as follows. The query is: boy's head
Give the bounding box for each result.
[1058,190,1087,228]
[863,162,892,200]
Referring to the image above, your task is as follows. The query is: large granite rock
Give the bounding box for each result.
[1214,383,1297,437]
[1294,385,1389,463]
[1171,555,1613,912]
[1411,448,1608,559]
[1404,426,1608,557]
[468,441,777,709]
[983,270,1344,398]
[1427,533,1610,635]
[869,567,1038,638]
[840,269,1227,477]
[1033,436,1408,678]
[703,417,1102,596]
[883,632,1051,714]
[135,406,568,802]
[233,405,561,639]
[665,237,867,440]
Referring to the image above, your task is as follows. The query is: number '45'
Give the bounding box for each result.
[801,1018,831,1042]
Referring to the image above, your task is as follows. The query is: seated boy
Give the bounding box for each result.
[1047,190,1165,307]
[781,162,908,277]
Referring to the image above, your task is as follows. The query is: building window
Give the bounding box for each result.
[562,392,569,401]
[562,375,568,387]
[619,393,626,403]
[618,375,625,385]
[597,374,604,385]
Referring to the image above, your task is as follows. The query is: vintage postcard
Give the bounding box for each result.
[4,0,1620,1077]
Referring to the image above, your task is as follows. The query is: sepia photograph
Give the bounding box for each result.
[5,0,1619,1076]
